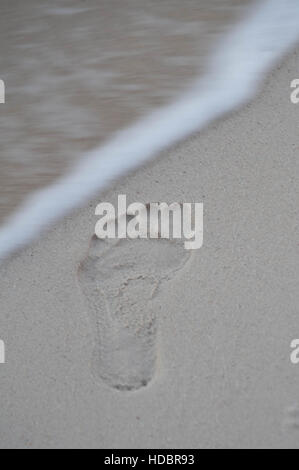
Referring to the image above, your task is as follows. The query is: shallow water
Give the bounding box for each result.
[0,0,254,224]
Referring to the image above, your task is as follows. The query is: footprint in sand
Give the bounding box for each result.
[78,208,191,391]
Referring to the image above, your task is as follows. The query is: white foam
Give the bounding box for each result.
[1,0,299,260]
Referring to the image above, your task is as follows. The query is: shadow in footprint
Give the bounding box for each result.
[78,210,191,391]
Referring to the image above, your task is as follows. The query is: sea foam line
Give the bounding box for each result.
[0,0,299,260]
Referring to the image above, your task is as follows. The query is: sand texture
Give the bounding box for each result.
[0,48,298,449]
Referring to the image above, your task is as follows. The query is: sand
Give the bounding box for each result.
[0,48,298,449]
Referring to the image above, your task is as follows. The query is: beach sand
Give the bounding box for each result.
[0,47,298,449]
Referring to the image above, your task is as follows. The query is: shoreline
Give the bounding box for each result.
[0,0,253,224]
[1,0,299,259]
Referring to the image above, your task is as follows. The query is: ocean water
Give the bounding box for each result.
[0,0,299,258]
[0,0,253,220]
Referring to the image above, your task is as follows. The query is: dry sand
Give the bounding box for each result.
[0,48,298,449]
